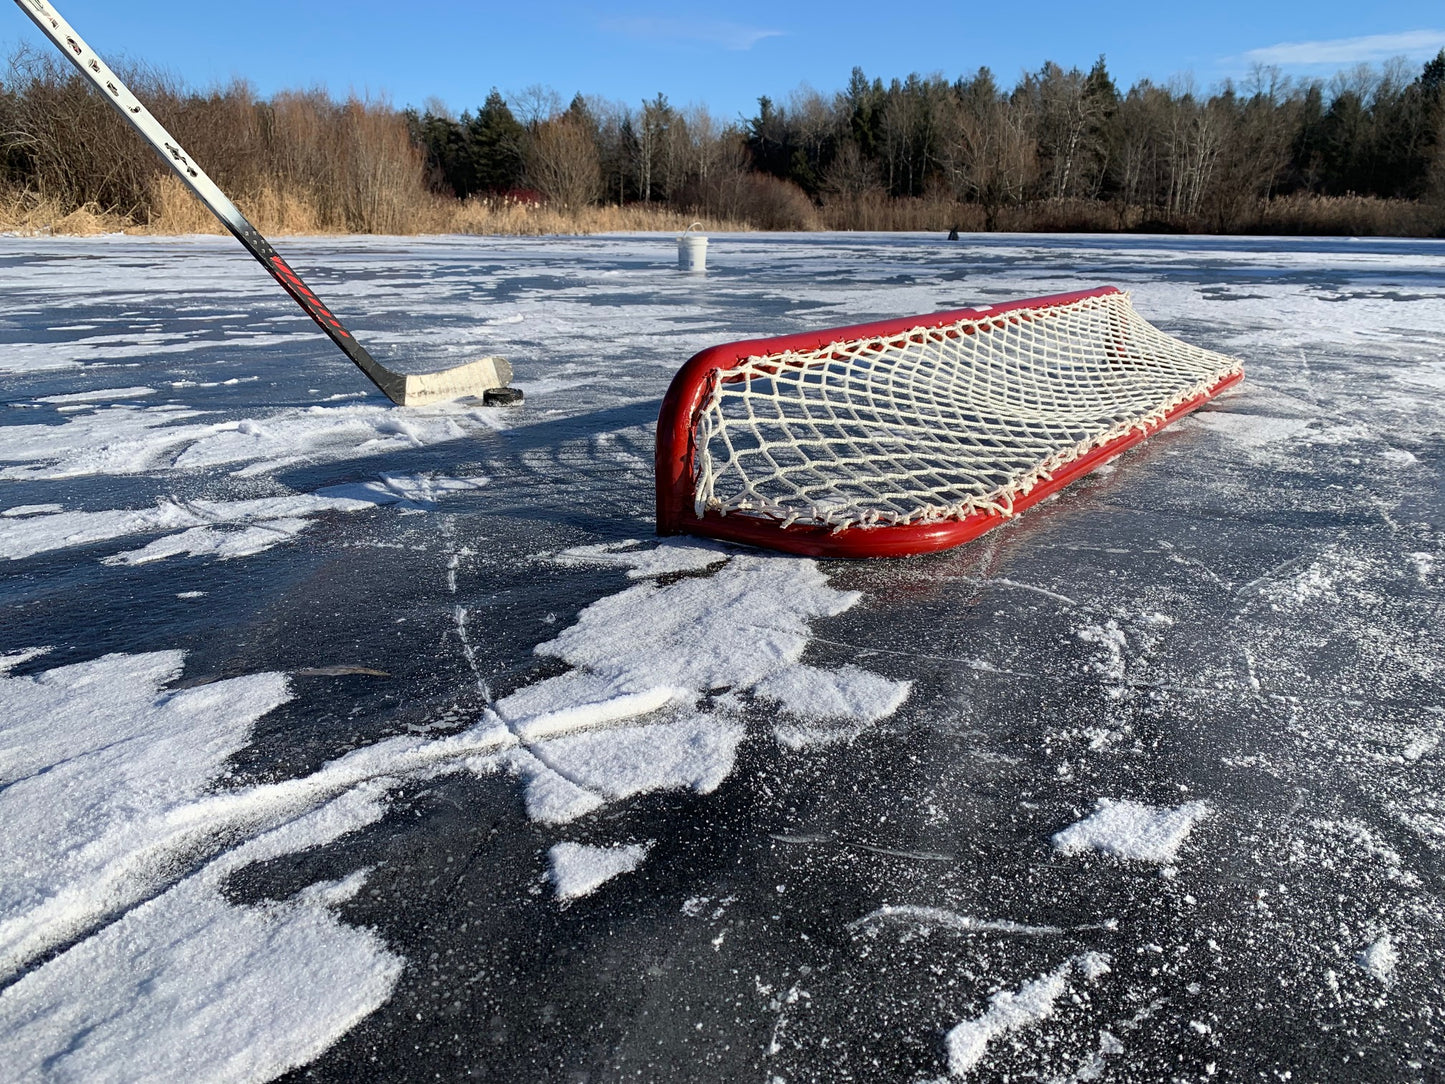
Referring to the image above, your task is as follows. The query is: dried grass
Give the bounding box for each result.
[445,195,744,236]
[113,179,746,237]
[5,180,1439,240]
[1246,193,1445,237]
[0,191,133,234]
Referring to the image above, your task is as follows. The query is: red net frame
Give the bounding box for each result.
[655,286,1242,559]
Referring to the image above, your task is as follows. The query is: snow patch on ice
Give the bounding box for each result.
[1,791,401,1083]
[0,653,403,1081]
[945,952,1112,1075]
[533,553,858,690]
[548,841,652,901]
[1052,799,1212,864]
[0,646,51,673]
[1312,819,1421,887]
[0,473,490,563]
[1402,728,1441,763]
[1358,933,1398,986]
[325,472,490,506]
[1409,552,1435,584]
[1302,421,1376,447]
[1042,1029,1125,1083]
[555,537,731,578]
[0,328,316,376]
[0,402,506,481]
[0,651,290,974]
[509,712,746,825]
[1254,547,1378,614]
[1076,621,1128,691]
[0,648,516,995]
[1182,411,1311,449]
[36,385,156,403]
[511,681,690,742]
[487,550,901,823]
[106,517,317,564]
[758,664,911,749]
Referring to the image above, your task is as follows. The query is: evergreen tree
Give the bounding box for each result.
[405,107,470,196]
[1404,50,1445,198]
[746,96,790,180]
[842,67,885,162]
[1288,82,1329,192]
[1083,56,1121,199]
[468,89,526,193]
[562,92,596,132]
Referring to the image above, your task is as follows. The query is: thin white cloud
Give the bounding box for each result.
[601,17,785,51]
[1242,29,1445,67]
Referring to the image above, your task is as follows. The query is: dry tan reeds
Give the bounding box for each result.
[444,195,744,236]
[0,175,749,237]
[7,180,1440,239]
[140,175,343,235]
[1247,193,1445,237]
[0,190,132,234]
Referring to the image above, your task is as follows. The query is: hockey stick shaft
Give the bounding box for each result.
[12,0,511,406]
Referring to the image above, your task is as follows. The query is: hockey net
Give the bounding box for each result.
[655,287,1243,558]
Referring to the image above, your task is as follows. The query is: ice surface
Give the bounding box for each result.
[849,905,1065,937]
[0,536,900,1071]
[3,232,1444,1081]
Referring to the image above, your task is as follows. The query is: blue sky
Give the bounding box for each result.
[7,1,1445,122]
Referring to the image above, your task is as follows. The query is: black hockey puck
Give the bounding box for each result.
[483,386,524,406]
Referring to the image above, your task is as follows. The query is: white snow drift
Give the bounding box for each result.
[1052,799,1213,864]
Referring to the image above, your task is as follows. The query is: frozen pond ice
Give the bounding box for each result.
[1,230,1443,1080]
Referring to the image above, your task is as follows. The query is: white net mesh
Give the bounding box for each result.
[692,291,1241,531]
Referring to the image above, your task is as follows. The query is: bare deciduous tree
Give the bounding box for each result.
[821,137,880,199]
[524,116,601,211]
[938,69,1037,228]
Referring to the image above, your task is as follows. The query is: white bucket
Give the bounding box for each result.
[677,222,707,272]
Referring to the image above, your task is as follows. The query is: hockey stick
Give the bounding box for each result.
[12,0,517,407]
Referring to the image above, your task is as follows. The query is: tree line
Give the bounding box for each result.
[4,42,1444,235]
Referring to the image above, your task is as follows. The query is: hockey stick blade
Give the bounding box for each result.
[12,0,516,408]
